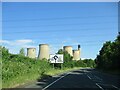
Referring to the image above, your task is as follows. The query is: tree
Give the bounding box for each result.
[57,49,63,54]
[95,36,120,70]
[19,48,25,56]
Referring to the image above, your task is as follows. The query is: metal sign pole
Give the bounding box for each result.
[60,63,62,69]
[61,63,63,69]
[53,63,54,69]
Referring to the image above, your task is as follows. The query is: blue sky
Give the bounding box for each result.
[1,2,118,59]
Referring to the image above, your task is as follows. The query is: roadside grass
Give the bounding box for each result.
[2,73,40,88]
[2,67,81,88]
[45,67,81,76]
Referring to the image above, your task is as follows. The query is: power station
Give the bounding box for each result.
[27,44,81,61]
[63,45,81,60]
[63,46,73,56]
[27,48,36,58]
[73,50,80,60]
[38,44,49,60]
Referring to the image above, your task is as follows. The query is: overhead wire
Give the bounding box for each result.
[3,22,117,28]
[3,27,117,34]
[2,15,117,22]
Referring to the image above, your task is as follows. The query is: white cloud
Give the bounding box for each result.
[7,39,34,46]
[0,40,10,44]
[1,39,36,54]
[15,39,33,44]
[0,39,34,45]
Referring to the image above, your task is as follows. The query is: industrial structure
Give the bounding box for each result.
[27,48,36,58]
[73,50,80,60]
[38,44,49,60]
[63,45,81,60]
[63,46,73,56]
[26,44,80,61]
[73,45,81,60]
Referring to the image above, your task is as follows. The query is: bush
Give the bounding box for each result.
[2,46,52,87]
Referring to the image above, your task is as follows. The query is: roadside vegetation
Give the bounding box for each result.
[1,46,95,88]
[95,35,120,74]
[57,49,95,68]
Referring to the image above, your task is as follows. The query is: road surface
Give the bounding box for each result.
[19,68,120,90]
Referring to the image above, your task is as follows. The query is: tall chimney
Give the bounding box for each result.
[78,44,80,50]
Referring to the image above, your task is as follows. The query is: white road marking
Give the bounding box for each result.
[112,85,120,90]
[87,75,92,80]
[42,72,70,90]
[96,83,104,90]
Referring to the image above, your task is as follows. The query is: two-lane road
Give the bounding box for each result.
[23,68,120,90]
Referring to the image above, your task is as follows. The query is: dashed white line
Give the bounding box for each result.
[96,83,104,90]
[42,72,70,90]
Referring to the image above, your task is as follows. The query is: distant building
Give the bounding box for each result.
[27,48,36,58]
[38,44,49,60]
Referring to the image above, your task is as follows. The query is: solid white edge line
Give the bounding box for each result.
[42,72,70,90]
[96,83,104,90]
[112,85,120,90]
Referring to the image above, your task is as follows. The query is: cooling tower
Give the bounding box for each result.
[63,46,73,56]
[38,44,49,60]
[27,48,36,58]
[73,50,80,60]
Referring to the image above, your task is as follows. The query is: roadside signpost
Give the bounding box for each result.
[49,54,63,69]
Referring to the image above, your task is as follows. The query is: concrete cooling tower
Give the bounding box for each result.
[27,48,36,58]
[63,46,73,56]
[73,50,80,60]
[38,44,49,60]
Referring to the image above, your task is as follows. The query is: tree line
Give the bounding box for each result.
[95,35,120,70]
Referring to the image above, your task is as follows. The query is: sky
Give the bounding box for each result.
[1,2,118,59]
[2,0,120,2]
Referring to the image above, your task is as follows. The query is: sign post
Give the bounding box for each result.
[49,54,63,69]
[53,63,54,69]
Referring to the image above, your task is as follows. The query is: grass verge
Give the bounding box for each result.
[3,67,81,88]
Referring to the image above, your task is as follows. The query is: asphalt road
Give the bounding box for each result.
[19,68,120,90]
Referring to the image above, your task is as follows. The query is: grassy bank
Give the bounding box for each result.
[46,67,81,76]
[3,67,81,88]
[2,46,94,88]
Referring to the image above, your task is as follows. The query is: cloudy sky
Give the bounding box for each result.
[1,2,118,59]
